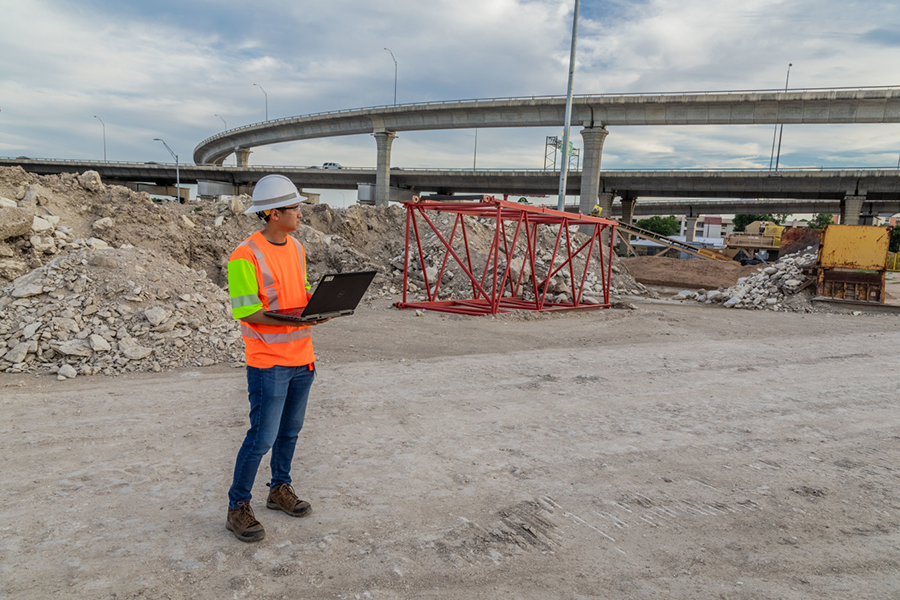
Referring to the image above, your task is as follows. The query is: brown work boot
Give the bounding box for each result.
[266,483,312,517]
[226,502,265,543]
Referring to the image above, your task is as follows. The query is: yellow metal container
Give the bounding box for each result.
[817,225,891,270]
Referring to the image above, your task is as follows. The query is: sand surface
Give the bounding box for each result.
[2,299,899,599]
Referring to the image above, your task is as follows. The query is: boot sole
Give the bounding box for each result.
[226,521,266,542]
[266,500,312,517]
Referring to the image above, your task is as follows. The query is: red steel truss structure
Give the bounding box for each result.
[395,196,618,316]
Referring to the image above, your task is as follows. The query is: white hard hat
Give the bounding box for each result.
[245,174,302,214]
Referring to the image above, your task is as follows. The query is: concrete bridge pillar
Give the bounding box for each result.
[578,126,609,216]
[840,195,865,225]
[374,131,396,207]
[620,197,637,226]
[235,148,252,167]
[685,216,699,243]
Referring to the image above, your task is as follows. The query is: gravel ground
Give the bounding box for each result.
[1,299,899,599]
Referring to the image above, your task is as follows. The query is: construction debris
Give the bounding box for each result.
[678,249,818,312]
[0,166,651,377]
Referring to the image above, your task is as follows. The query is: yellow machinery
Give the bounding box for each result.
[816,225,893,303]
[724,221,784,258]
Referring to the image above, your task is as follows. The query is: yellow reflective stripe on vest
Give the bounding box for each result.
[239,239,279,310]
[240,322,312,343]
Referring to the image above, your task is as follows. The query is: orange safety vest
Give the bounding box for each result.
[231,232,315,369]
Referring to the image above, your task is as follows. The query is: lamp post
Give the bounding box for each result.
[215,114,227,129]
[557,0,580,211]
[383,48,397,106]
[253,84,268,120]
[93,115,106,162]
[153,138,181,202]
[769,63,792,171]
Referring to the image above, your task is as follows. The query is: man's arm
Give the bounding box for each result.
[240,310,329,327]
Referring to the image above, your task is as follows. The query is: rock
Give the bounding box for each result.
[30,235,56,254]
[58,364,78,379]
[143,306,172,327]
[0,197,17,208]
[89,334,112,352]
[230,197,245,216]
[0,258,28,280]
[22,322,42,338]
[118,335,152,360]
[214,215,224,228]
[31,216,53,233]
[783,279,802,288]
[45,215,61,227]
[86,238,109,250]
[764,267,778,275]
[10,269,47,298]
[78,170,104,192]
[424,266,438,282]
[723,297,739,308]
[92,217,114,231]
[0,206,33,240]
[57,339,93,357]
[3,342,31,363]
[180,215,195,229]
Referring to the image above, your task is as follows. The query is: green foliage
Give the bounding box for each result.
[733,214,776,232]
[807,213,834,229]
[635,215,680,237]
[889,226,900,253]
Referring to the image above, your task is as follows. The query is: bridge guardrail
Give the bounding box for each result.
[4,158,900,174]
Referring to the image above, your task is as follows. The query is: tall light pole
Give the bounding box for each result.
[215,113,227,129]
[153,138,181,202]
[473,129,478,171]
[769,63,792,171]
[93,115,106,162]
[253,83,268,120]
[383,48,397,106]
[557,0,580,211]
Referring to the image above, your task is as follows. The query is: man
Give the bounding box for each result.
[225,174,327,543]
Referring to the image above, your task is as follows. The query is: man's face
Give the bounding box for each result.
[273,204,303,231]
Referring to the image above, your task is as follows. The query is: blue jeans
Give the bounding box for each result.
[228,364,315,509]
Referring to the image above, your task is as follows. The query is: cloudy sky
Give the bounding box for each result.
[1,0,899,204]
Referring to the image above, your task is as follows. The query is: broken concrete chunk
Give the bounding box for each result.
[0,206,33,240]
[92,217,114,231]
[118,335,153,360]
[89,334,112,352]
[57,339,93,357]
[78,170,104,192]
[143,306,172,327]
[58,364,78,378]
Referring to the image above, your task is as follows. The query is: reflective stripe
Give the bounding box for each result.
[241,322,312,343]
[230,294,261,309]
[289,237,307,290]
[252,191,299,209]
[239,239,279,310]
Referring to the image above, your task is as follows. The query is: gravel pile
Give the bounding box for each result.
[0,246,243,378]
[671,249,817,312]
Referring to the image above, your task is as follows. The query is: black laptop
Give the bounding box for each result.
[265,270,377,323]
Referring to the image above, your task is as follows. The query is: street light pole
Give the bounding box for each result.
[93,115,106,162]
[253,84,268,120]
[215,114,227,129]
[153,138,181,202]
[557,0,580,211]
[383,48,397,106]
[769,63,792,172]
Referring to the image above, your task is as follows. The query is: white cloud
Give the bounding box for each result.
[0,0,897,175]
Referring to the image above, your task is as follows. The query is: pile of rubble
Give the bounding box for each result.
[673,249,817,312]
[0,247,242,378]
[0,166,650,378]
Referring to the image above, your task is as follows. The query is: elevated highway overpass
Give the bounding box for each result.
[4,157,899,225]
[191,85,900,218]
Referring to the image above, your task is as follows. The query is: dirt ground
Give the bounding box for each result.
[2,297,900,599]
[621,256,761,290]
